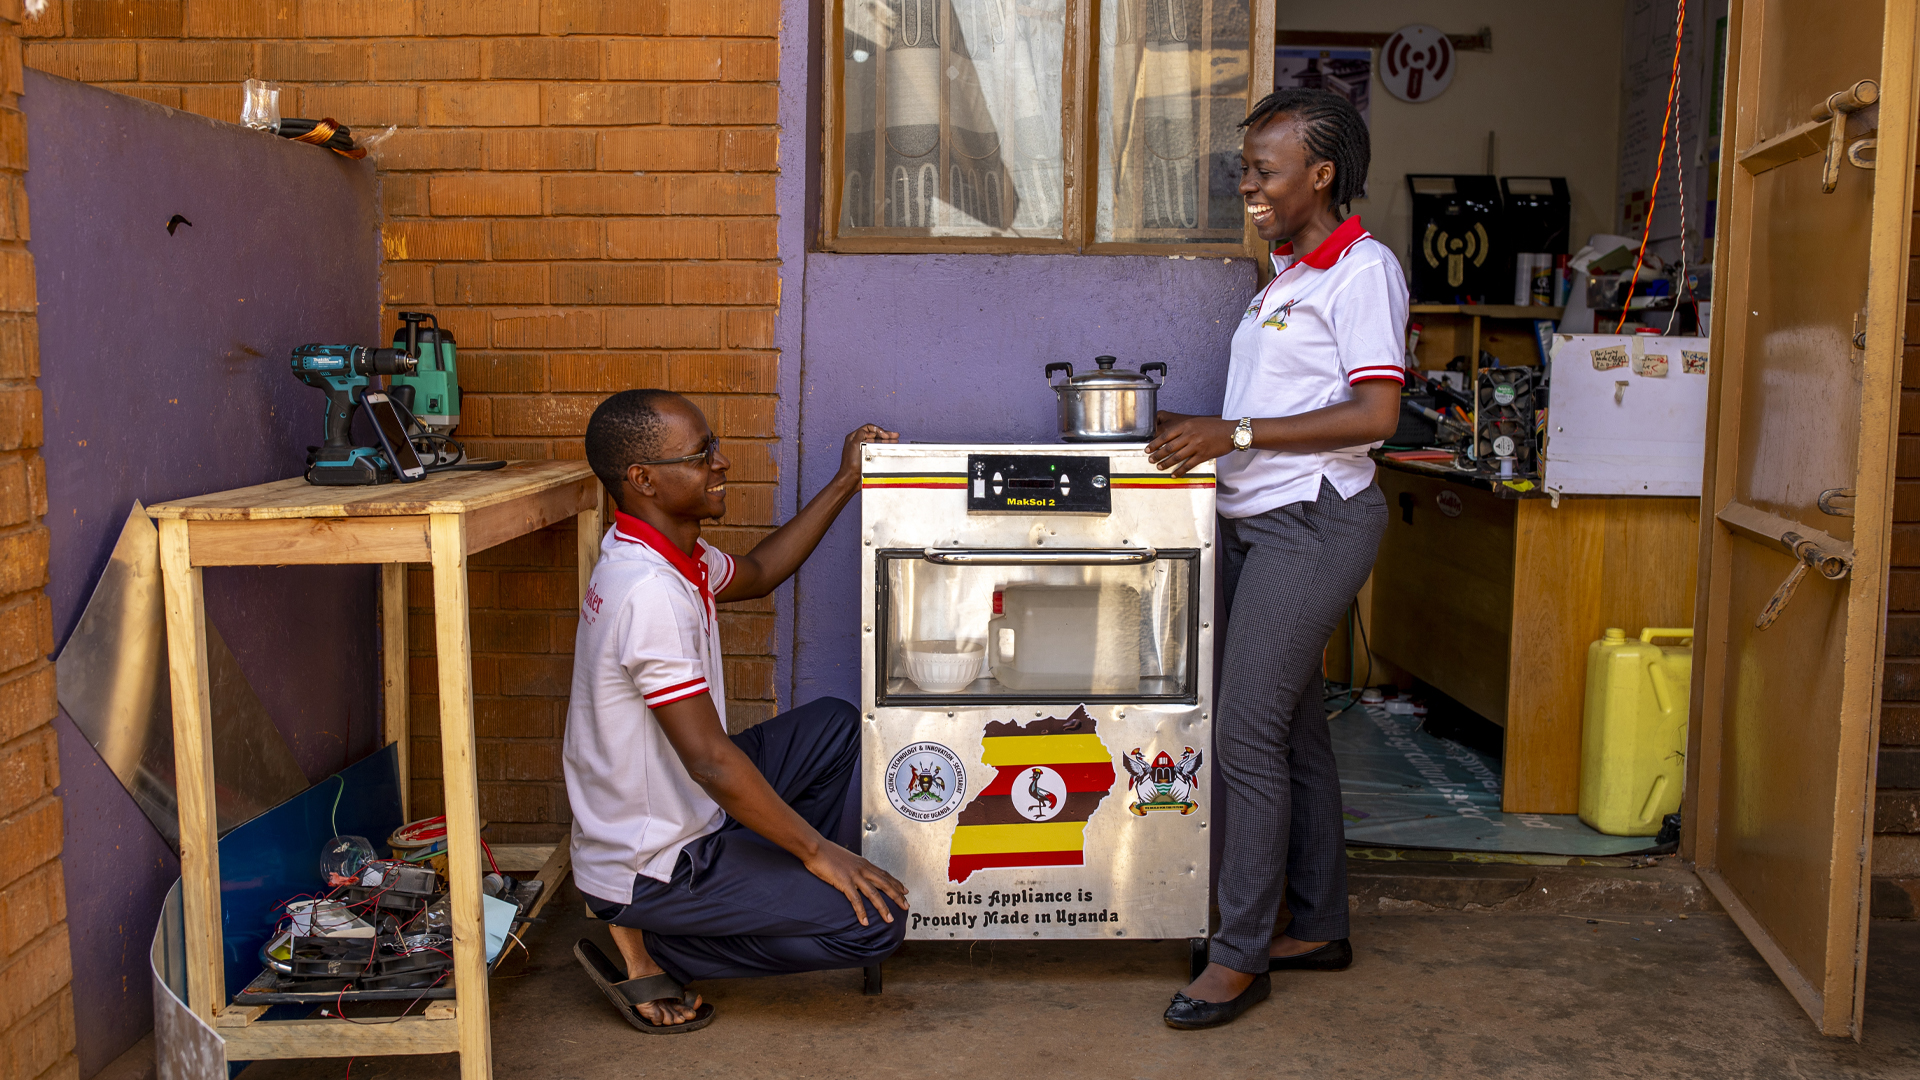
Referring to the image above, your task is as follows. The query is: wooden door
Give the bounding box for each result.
[1689,0,1920,1037]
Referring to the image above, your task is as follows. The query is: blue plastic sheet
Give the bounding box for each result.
[1334,704,1659,856]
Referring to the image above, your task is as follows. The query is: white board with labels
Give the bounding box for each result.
[1542,334,1710,497]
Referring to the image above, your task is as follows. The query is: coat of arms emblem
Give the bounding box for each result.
[1122,746,1203,815]
[885,741,967,822]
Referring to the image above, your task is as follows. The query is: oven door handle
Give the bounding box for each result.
[920,547,1158,564]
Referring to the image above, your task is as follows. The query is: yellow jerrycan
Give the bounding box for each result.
[1579,627,1693,836]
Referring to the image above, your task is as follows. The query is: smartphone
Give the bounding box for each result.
[363,391,426,482]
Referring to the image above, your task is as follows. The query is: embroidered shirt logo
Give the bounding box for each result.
[1261,298,1300,330]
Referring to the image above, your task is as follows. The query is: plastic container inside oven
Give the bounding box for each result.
[986,584,1141,693]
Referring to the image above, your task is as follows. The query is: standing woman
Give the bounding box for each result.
[1146,88,1406,1029]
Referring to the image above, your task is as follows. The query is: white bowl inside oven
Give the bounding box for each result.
[902,641,985,693]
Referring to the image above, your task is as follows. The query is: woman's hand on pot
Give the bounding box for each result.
[1147,414,1236,477]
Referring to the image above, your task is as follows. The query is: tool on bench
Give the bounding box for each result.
[387,311,460,441]
[291,311,502,485]
[290,339,421,485]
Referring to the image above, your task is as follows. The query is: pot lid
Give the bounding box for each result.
[1051,355,1164,388]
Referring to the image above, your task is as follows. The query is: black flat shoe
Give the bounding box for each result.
[1268,938,1352,972]
[1163,972,1271,1030]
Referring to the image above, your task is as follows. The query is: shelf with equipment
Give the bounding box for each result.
[146,461,602,1080]
[1408,305,1564,377]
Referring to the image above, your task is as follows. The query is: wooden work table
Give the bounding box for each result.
[1366,455,1699,814]
[148,461,602,1079]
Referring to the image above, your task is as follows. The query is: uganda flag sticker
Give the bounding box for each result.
[947,706,1116,883]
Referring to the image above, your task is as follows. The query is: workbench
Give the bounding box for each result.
[1365,455,1699,814]
[148,461,601,1078]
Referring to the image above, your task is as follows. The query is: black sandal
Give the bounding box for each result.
[574,939,716,1034]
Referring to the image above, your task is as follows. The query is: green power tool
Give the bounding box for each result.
[387,312,458,441]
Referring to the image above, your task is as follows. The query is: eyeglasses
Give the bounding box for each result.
[633,436,721,468]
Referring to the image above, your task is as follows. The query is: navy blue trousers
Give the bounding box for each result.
[583,697,905,983]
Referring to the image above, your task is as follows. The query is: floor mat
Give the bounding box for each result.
[1333,703,1660,856]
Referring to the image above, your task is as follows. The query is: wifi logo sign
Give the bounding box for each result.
[1381,24,1455,104]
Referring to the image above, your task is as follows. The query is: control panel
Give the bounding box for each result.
[966,454,1111,514]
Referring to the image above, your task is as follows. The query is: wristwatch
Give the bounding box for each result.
[1231,417,1254,451]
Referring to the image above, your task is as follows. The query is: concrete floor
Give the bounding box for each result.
[240,881,1920,1080]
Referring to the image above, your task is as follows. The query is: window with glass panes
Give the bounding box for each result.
[825,0,1262,253]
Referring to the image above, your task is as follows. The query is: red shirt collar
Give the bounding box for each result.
[612,510,711,606]
[1271,215,1369,272]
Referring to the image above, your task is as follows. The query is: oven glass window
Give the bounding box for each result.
[877,551,1197,703]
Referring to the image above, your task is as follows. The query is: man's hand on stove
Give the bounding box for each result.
[837,423,899,483]
[716,422,898,602]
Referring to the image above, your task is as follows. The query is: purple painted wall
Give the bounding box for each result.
[27,72,382,1076]
[787,255,1252,703]
[774,2,1257,706]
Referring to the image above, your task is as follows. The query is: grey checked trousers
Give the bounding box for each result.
[1210,477,1386,974]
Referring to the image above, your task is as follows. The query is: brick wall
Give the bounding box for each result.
[22,0,783,844]
[0,3,75,1077]
[1875,159,1920,915]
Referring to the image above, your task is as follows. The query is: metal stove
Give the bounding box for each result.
[859,444,1215,947]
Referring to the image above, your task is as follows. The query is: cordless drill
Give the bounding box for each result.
[289,341,418,485]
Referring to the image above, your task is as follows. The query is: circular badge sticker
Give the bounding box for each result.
[1436,489,1465,518]
[885,742,967,822]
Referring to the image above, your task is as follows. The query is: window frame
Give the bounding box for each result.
[819,0,1276,257]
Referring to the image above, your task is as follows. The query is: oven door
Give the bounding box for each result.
[875,547,1200,706]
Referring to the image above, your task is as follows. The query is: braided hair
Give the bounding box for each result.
[1239,88,1370,216]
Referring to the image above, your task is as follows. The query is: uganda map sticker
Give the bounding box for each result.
[885,742,966,823]
[1123,746,1204,815]
[947,707,1115,883]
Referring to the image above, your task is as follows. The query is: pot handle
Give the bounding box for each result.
[1044,362,1074,384]
[1141,361,1168,385]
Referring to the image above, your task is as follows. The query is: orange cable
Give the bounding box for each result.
[1616,1,1688,333]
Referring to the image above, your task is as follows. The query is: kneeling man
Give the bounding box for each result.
[566,389,907,1032]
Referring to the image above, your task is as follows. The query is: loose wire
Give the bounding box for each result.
[329,774,345,838]
[1666,77,1692,336]
[1616,0,1688,333]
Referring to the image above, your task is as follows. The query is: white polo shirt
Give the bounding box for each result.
[564,510,735,903]
[1215,215,1409,518]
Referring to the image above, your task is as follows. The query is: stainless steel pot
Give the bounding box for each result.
[1046,355,1167,442]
